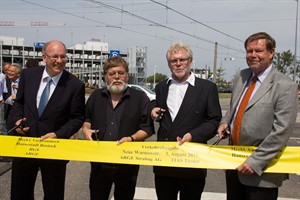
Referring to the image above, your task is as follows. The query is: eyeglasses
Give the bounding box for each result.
[169,58,190,65]
[44,53,68,62]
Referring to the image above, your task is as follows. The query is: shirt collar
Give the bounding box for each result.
[166,72,195,86]
[252,64,272,83]
[42,68,63,86]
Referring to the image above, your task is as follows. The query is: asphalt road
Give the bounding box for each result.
[0,98,299,200]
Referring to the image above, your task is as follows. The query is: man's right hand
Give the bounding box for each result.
[82,128,99,141]
[151,107,166,121]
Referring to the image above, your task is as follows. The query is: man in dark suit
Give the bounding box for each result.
[217,32,298,200]
[151,41,222,200]
[10,40,85,200]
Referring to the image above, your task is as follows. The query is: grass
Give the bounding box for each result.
[218,93,232,99]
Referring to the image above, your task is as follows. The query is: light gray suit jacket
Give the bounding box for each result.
[221,66,298,188]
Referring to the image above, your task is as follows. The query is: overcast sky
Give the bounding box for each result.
[0,0,299,80]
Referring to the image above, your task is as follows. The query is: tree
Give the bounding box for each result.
[147,73,168,84]
[273,50,300,81]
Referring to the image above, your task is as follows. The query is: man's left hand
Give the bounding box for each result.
[236,162,254,175]
[40,132,57,141]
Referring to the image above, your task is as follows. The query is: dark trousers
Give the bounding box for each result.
[155,174,205,200]
[89,163,139,200]
[226,170,278,200]
[11,158,67,200]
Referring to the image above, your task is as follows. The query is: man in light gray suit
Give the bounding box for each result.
[217,32,298,200]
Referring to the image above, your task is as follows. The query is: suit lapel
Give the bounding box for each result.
[172,82,199,124]
[41,70,68,117]
[247,68,274,109]
[230,69,252,121]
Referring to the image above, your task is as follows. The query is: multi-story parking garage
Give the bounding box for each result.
[0,36,148,87]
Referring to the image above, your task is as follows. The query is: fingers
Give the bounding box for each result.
[40,132,57,141]
[117,136,132,145]
[217,124,228,138]
[177,133,192,146]
[151,107,166,122]
[236,163,254,175]
[83,129,99,141]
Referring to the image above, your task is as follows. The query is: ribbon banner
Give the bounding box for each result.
[0,135,299,174]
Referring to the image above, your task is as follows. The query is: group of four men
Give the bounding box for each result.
[6,31,299,200]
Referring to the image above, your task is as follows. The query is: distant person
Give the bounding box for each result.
[3,63,22,130]
[0,62,10,134]
[25,58,39,68]
[10,40,86,200]
[217,32,298,200]
[151,41,222,199]
[82,56,154,200]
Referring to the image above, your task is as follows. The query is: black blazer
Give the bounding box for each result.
[10,66,85,138]
[154,77,222,178]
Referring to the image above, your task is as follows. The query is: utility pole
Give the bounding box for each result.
[294,0,299,81]
[213,42,218,83]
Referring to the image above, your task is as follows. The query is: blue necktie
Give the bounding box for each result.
[38,77,51,116]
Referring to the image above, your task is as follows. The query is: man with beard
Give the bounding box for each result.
[82,56,154,200]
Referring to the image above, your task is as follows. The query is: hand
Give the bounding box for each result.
[177,133,192,146]
[82,128,99,141]
[236,162,255,175]
[40,132,57,141]
[117,136,133,145]
[217,124,229,139]
[151,107,165,121]
[14,118,29,135]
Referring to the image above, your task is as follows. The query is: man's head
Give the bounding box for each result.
[42,40,67,77]
[244,32,276,75]
[7,63,22,81]
[2,62,11,74]
[26,58,39,68]
[166,41,193,83]
[103,56,129,94]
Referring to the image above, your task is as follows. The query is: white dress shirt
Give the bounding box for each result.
[166,72,195,121]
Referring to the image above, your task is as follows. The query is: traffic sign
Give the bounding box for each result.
[34,42,45,48]
[110,50,120,57]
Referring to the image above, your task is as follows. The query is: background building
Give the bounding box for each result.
[0,36,148,87]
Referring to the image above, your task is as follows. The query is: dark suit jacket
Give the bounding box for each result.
[153,77,222,178]
[10,66,85,138]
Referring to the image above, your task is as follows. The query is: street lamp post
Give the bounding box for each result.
[154,65,158,87]
[294,0,299,82]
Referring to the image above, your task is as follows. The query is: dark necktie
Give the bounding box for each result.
[232,76,257,145]
[38,77,52,116]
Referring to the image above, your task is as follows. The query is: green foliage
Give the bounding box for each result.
[273,50,300,81]
[147,73,168,84]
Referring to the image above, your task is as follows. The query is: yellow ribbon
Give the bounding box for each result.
[0,135,299,173]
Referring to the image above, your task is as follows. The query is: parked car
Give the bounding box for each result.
[128,84,156,101]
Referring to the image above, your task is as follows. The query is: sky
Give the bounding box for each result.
[0,0,299,80]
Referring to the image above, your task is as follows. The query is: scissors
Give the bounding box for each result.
[154,108,163,122]
[210,128,230,147]
[7,119,25,135]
